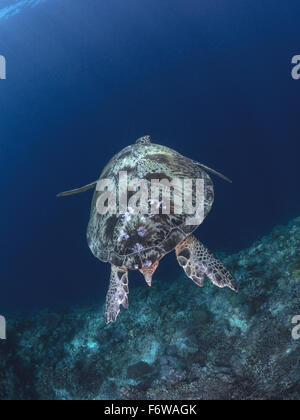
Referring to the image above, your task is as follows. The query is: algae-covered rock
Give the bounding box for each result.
[0,217,299,400]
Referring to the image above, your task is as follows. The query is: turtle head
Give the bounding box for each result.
[135,135,151,145]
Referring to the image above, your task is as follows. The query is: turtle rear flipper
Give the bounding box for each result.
[176,235,238,292]
[105,265,129,324]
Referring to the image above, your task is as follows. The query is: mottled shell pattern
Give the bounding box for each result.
[87,136,214,270]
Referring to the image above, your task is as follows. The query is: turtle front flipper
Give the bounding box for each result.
[176,235,238,292]
[56,181,98,197]
[105,265,129,324]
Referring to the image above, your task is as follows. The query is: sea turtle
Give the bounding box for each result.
[58,136,237,323]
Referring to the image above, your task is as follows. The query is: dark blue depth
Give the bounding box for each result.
[0,0,299,313]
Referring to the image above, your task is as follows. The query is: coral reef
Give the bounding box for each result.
[0,217,300,400]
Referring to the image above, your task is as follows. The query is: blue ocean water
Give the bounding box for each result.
[0,0,299,314]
